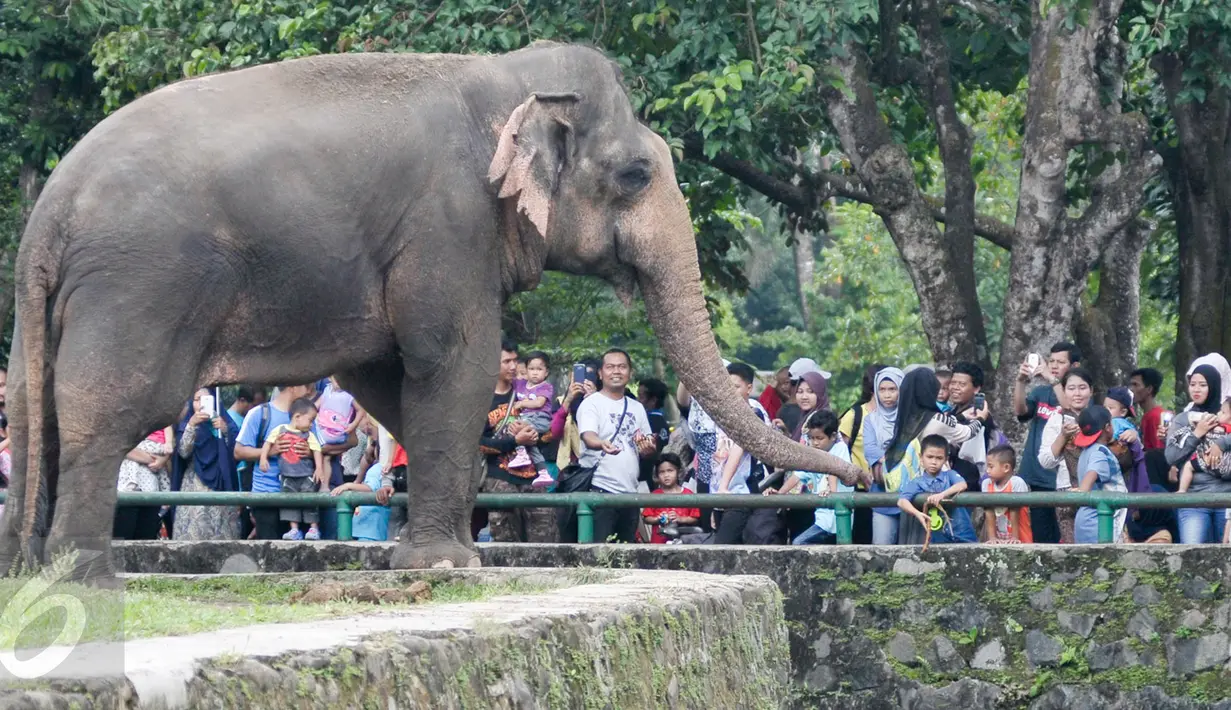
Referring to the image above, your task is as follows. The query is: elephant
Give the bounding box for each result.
[0,41,866,581]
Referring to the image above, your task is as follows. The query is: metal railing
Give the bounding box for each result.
[0,490,1221,543]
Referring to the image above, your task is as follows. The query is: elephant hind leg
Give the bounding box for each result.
[41,316,203,581]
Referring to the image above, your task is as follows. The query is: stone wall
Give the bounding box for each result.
[479,544,1231,709]
[117,542,1231,709]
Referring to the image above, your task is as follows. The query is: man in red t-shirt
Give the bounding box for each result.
[1130,367,1165,450]
[758,367,793,421]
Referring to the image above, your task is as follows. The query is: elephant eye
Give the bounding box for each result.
[616,162,652,194]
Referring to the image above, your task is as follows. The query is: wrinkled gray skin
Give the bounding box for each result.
[0,42,865,580]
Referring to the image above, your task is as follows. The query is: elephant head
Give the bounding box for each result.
[487,45,865,484]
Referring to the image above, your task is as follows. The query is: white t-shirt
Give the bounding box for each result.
[714,399,772,495]
[576,393,652,494]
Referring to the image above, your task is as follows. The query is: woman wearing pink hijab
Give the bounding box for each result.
[788,371,831,442]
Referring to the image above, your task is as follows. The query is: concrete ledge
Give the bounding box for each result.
[1,568,789,709]
[116,542,1231,708]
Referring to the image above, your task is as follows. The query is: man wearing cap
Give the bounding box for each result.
[1071,405,1129,543]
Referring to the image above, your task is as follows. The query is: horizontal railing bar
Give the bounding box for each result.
[0,491,1226,509]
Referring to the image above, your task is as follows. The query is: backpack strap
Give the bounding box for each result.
[256,403,272,449]
[851,402,865,443]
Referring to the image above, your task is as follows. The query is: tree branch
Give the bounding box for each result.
[682,136,1016,249]
[946,0,1019,29]
[923,196,1015,250]
[682,136,813,213]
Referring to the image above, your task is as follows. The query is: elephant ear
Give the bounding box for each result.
[487,92,579,241]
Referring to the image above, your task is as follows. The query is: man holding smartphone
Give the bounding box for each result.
[949,362,996,506]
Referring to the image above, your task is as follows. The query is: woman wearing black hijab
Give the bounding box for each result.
[1167,363,1229,543]
[883,367,988,544]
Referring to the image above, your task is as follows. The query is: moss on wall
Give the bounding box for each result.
[185,585,789,709]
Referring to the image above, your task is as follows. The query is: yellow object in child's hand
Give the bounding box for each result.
[928,508,943,531]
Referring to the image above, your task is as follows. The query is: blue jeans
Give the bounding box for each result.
[792,524,836,545]
[872,512,899,545]
[1177,508,1227,544]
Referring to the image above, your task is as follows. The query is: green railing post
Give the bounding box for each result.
[835,503,852,545]
[336,495,354,542]
[1097,502,1114,543]
[577,502,594,544]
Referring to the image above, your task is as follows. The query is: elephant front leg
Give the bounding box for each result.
[387,332,498,570]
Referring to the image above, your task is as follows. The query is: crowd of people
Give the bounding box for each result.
[0,339,1227,547]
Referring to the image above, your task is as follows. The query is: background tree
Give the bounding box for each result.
[0,0,1216,416]
[0,0,138,355]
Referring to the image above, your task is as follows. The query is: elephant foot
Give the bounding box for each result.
[0,535,32,578]
[390,539,481,570]
[42,536,117,585]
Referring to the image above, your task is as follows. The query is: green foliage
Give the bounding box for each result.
[503,273,661,379]
[0,0,1212,387]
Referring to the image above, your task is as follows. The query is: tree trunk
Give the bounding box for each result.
[820,46,990,372]
[1075,219,1150,393]
[992,0,1158,434]
[1156,50,1231,386]
[791,222,814,325]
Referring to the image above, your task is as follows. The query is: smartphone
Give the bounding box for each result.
[200,394,216,417]
[1162,410,1175,428]
[1027,353,1042,370]
[973,393,986,411]
[573,363,588,384]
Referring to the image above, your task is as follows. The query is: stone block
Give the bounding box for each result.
[1076,588,1109,604]
[971,640,1006,670]
[938,598,992,632]
[1182,576,1216,601]
[888,632,919,666]
[1112,572,1138,595]
[1026,630,1063,668]
[926,636,968,674]
[1214,602,1231,629]
[893,558,946,576]
[1178,610,1209,630]
[1087,639,1139,671]
[1120,550,1159,571]
[1133,584,1162,605]
[1128,609,1159,643]
[1167,632,1230,676]
[1057,611,1096,639]
[1029,586,1056,612]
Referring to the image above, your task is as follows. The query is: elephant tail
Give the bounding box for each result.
[16,223,55,549]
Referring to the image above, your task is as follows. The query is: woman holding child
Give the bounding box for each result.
[882,367,987,545]
[1038,368,1096,543]
[1166,363,1231,543]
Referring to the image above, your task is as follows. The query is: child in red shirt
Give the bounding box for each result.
[641,454,700,543]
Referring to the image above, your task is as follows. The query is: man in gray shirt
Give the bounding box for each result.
[577,349,657,542]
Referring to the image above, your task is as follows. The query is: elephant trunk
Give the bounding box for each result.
[629,180,866,485]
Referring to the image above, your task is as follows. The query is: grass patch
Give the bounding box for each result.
[2,566,560,649]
